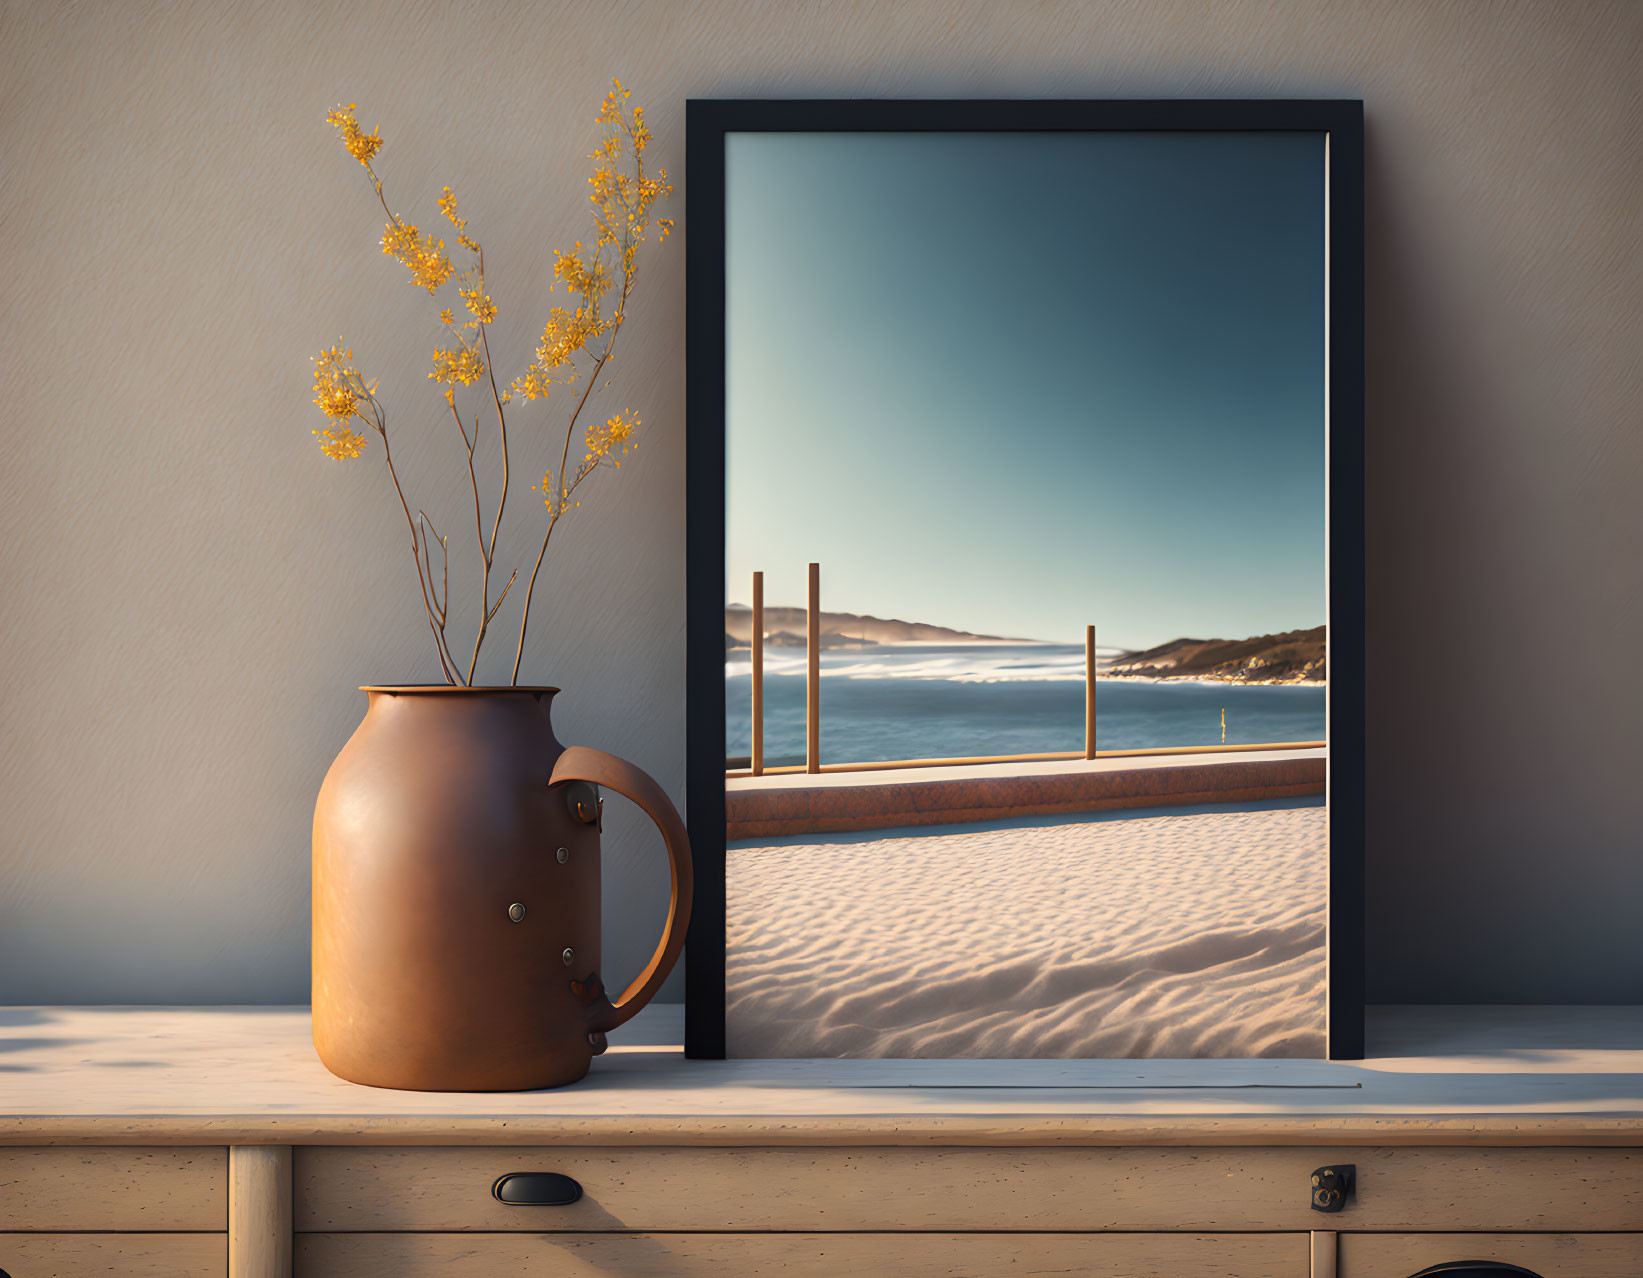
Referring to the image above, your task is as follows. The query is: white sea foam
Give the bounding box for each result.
[726,643,1127,683]
[727,647,1325,688]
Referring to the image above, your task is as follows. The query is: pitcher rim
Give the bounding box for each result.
[360,684,561,694]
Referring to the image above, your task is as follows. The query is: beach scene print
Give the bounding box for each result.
[725,130,1328,1057]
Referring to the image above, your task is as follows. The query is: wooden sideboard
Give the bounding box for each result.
[2,1006,1639,1276]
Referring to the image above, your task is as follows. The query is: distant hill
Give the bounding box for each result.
[1106,626,1325,685]
[726,605,1012,647]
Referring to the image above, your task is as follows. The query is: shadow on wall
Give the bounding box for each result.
[1359,118,1639,1004]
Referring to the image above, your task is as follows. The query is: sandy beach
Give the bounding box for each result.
[726,798,1326,1058]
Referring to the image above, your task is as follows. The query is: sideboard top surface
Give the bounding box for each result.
[2,1005,1639,1147]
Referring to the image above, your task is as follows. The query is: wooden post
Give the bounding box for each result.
[1084,625,1097,760]
[229,1145,291,1278]
[806,562,820,774]
[751,572,764,777]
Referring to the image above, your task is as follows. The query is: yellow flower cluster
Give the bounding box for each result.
[313,423,369,460]
[429,346,486,387]
[310,344,375,460]
[587,83,673,252]
[460,286,496,325]
[381,220,455,294]
[313,378,356,420]
[510,84,671,404]
[438,187,481,255]
[432,186,496,339]
[594,81,629,125]
[325,104,382,167]
[553,245,609,298]
[533,469,574,512]
[586,410,639,468]
[510,302,602,401]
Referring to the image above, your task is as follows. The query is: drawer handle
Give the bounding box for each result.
[492,1172,583,1206]
[1309,1163,1355,1212]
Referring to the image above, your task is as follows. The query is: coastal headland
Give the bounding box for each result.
[727,606,1325,683]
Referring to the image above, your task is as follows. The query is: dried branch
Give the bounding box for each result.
[510,236,640,684]
[367,396,459,683]
[317,87,666,689]
[486,568,519,625]
[417,509,448,626]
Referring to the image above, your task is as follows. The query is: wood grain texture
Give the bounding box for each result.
[0,1146,224,1230]
[291,1145,1643,1233]
[1337,1232,1643,1277]
[0,1234,225,1275]
[293,1231,1308,1276]
[21,1115,1643,1149]
[230,1145,292,1278]
[4,1007,1643,1148]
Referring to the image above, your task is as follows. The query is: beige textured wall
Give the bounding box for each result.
[1,0,1637,1005]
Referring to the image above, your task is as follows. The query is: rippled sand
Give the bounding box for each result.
[726,800,1326,1058]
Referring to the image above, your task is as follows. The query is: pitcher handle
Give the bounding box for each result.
[549,745,693,1036]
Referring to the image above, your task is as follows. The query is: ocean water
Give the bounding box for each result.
[725,642,1325,767]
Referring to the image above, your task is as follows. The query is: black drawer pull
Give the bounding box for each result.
[492,1172,583,1206]
[1309,1163,1355,1212]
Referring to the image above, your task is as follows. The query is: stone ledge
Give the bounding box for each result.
[726,750,1326,839]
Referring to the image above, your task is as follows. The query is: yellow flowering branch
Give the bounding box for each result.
[311,343,460,681]
[510,80,670,683]
[428,183,516,682]
[312,85,668,685]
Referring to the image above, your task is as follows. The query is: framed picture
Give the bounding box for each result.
[685,99,1364,1060]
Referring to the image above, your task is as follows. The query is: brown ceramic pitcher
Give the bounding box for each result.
[311,686,692,1091]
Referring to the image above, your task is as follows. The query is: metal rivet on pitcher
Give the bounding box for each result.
[507,902,526,923]
[556,847,569,864]
[561,947,575,966]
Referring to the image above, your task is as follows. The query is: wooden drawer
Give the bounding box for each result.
[295,1230,1307,1276]
[1338,1232,1643,1277]
[0,1147,225,1231]
[294,1145,1642,1233]
[0,1232,224,1275]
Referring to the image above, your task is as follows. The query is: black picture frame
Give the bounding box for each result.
[684,98,1365,1061]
